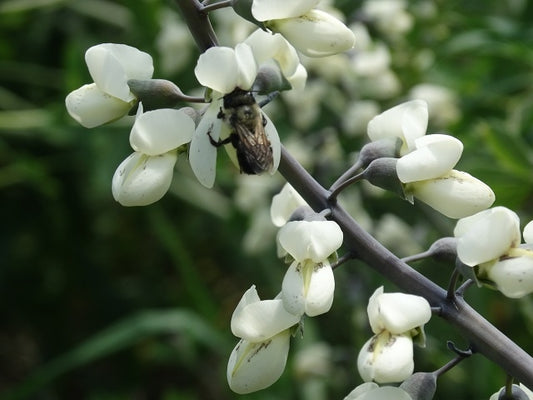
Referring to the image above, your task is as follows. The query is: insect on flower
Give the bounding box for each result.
[208,88,273,175]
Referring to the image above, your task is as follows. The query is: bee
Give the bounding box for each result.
[208,88,273,175]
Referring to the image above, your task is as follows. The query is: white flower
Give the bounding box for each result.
[454,207,521,266]
[367,287,431,336]
[265,9,356,57]
[231,285,300,342]
[227,329,291,394]
[251,0,319,21]
[489,384,533,400]
[408,170,495,219]
[357,331,414,384]
[270,183,308,227]
[483,248,533,298]
[112,107,194,206]
[344,382,413,400]
[396,134,463,184]
[278,220,343,263]
[66,43,153,128]
[282,260,335,316]
[367,100,428,155]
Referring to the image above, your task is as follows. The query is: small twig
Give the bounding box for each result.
[200,0,231,13]
[456,279,474,297]
[331,251,356,270]
[446,268,461,301]
[329,159,364,196]
[433,341,474,378]
[328,170,365,202]
[401,250,433,264]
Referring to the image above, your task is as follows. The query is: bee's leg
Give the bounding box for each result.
[258,91,279,108]
[217,107,225,120]
[207,129,232,147]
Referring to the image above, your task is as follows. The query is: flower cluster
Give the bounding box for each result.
[366,100,495,218]
[357,287,431,384]
[227,184,343,393]
[236,0,355,57]
[454,206,533,298]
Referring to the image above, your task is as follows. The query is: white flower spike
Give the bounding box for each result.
[66,43,154,128]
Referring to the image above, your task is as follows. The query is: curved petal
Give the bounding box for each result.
[367,100,428,153]
[112,151,177,206]
[189,101,222,188]
[263,112,281,174]
[130,108,195,155]
[227,330,290,394]
[396,134,463,183]
[268,10,355,57]
[270,183,308,227]
[251,0,319,21]
[235,43,257,91]
[231,285,261,324]
[454,206,520,266]
[195,47,240,94]
[281,261,306,316]
[278,220,343,262]
[368,289,431,334]
[523,220,533,244]
[303,261,335,316]
[487,251,533,298]
[86,43,153,102]
[231,299,300,342]
[357,332,414,384]
[412,170,495,220]
[65,83,131,128]
[344,385,412,400]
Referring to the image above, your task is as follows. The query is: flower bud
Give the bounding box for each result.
[362,158,406,198]
[127,79,187,111]
[399,372,437,400]
[358,137,402,169]
[252,63,292,94]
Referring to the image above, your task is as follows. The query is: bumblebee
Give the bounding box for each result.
[209,88,273,175]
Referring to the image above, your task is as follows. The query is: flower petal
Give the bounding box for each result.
[268,9,355,57]
[129,108,195,155]
[231,298,300,342]
[411,170,495,219]
[396,134,463,183]
[65,83,132,128]
[189,101,223,188]
[112,151,177,206]
[357,332,414,384]
[270,183,308,227]
[367,287,431,334]
[251,0,319,21]
[454,206,520,266]
[85,43,153,102]
[227,330,290,394]
[278,220,343,262]
[367,100,428,154]
[486,250,533,298]
[264,112,281,174]
[523,220,533,244]
[235,43,258,90]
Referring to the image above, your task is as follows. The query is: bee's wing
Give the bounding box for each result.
[234,120,273,173]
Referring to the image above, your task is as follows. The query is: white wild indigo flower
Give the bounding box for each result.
[357,287,431,384]
[367,100,494,218]
[66,43,154,128]
[250,0,355,57]
[344,382,413,400]
[227,285,300,394]
[270,183,308,227]
[112,105,195,206]
[455,207,533,298]
[278,220,343,316]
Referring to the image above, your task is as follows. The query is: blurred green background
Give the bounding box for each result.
[1,0,533,399]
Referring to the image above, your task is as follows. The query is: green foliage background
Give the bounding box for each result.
[1,0,533,399]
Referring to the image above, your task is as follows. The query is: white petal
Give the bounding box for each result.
[303,261,335,316]
[486,251,533,298]
[263,112,281,174]
[245,29,300,79]
[268,10,355,57]
[454,206,520,266]
[523,220,533,244]
[65,83,131,128]
[396,134,463,183]
[231,285,261,322]
[287,63,308,90]
[344,385,412,400]
[195,47,238,93]
[112,151,177,206]
[367,289,431,334]
[85,43,153,102]
[278,220,344,262]
[189,101,222,188]
[227,330,290,394]
[235,43,258,90]
[270,183,308,227]
[344,382,380,400]
[231,298,300,342]
[251,0,319,21]
[281,261,306,316]
[357,332,414,384]
[411,170,495,220]
[129,108,195,155]
[367,100,428,151]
